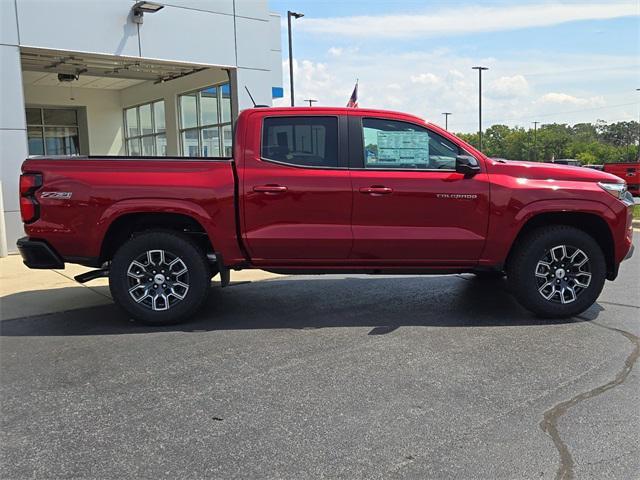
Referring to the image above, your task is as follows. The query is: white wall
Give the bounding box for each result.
[0,45,28,252]
[23,85,125,156]
[268,12,284,100]
[16,0,139,57]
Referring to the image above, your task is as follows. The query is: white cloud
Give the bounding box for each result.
[410,73,441,85]
[299,2,639,38]
[539,92,605,106]
[327,46,360,57]
[488,75,530,98]
[274,50,639,132]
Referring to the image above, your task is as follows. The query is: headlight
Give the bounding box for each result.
[598,181,627,199]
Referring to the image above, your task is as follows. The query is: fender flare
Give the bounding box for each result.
[94,198,219,255]
[480,197,617,267]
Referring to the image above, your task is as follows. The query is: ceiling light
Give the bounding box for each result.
[132,2,164,24]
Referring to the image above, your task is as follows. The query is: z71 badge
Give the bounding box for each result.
[40,191,72,200]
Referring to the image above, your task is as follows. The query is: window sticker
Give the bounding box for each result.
[373,131,429,165]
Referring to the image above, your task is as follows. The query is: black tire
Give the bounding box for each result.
[507,225,606,318]
[109,231,210,325]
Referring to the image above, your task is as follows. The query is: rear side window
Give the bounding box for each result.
[262,116,338,168]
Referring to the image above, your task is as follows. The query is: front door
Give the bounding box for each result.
[349,115,490,265]
[241,114,353,264]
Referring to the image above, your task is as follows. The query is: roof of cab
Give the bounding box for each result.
[241,106,428,125]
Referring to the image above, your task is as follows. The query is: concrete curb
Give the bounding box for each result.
[633,219,640,229]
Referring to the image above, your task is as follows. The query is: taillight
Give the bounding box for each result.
[19,173,42,223]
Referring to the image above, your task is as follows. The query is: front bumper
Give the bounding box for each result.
[16,237,64,269]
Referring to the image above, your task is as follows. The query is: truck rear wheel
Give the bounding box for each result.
[507,226,606,318]
[109,231,210,325]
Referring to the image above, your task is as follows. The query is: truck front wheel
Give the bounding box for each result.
[109,231,210,325]
[508,226,606,318]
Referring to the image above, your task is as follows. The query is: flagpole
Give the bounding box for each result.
[347,79,359,108]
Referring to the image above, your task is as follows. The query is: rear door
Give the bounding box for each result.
[240,113,352,263]
[348,114,490,264]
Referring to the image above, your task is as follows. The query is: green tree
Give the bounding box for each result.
[455,120,639,163]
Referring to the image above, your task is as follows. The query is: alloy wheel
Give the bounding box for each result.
[534,244,592,304]
[126,249,190,311]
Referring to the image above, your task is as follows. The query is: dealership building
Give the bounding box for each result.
[0,0,283,252]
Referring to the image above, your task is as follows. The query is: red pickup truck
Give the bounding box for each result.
[17,107,634,324]
[603,162,639,197]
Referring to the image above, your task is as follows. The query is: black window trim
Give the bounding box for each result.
[349,116,474,172]
[259,114,349,170]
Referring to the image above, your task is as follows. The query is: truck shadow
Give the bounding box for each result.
[0,275,602,337]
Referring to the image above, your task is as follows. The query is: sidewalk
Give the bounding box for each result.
[0,255,281,321]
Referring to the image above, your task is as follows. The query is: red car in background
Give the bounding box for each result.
[603,162,639,196]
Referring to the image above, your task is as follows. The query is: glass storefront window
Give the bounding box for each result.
[26,108,42,125]
[180,94,198,129]
[153,101,165,133]
[221,84,231,123]
[178,82,232,157]
[43,109,77,126]
[223,124,233,156]
[44,127,79,155]
[202,127,221,157]
[139,104,153,136]
[124,100,166,156]
[27,126,44,155]
[155,133,167,156]
[200,87,218,126]
[26,107,80,156]
[127,139,141,156]
[181,129,200,157]
[141,135,155,156]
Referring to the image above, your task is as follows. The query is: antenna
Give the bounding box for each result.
[245,86,257,107]
[244,86,269,108]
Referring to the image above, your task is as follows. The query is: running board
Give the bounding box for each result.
[74,268,109,283]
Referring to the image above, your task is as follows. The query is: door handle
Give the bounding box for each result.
[359,186,393,195]
[253,185,288,193]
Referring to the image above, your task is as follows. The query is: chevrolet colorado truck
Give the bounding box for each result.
[17,107,635,324]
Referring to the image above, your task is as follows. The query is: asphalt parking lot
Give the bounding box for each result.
[1,237,638,479]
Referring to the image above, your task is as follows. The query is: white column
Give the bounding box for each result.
[0,45,28,253]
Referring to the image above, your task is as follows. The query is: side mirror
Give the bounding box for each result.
[455,155,480,177]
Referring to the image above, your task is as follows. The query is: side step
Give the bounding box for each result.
[74,268,109,284]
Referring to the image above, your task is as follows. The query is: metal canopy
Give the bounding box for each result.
[20,47,212,84]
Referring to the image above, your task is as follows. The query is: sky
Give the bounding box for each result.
[267,0,640,133]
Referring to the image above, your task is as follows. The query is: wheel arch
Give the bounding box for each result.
[505,211,616,280]
[100,212,215,263]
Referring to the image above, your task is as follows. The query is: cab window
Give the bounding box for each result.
[262,116,338,168]
[362,118,459,170]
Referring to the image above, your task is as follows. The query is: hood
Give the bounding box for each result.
[487,159,624,184]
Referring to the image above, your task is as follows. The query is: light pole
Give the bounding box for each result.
[532,121,539,161]
[472,66,489,151]
[442,112,452,131]
[636,88,640,160]
[304,99,318,107]
[287,11,304,107]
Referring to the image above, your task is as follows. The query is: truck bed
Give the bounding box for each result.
[21,156,242,265]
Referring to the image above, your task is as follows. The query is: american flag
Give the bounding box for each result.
[346,80,358,108]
